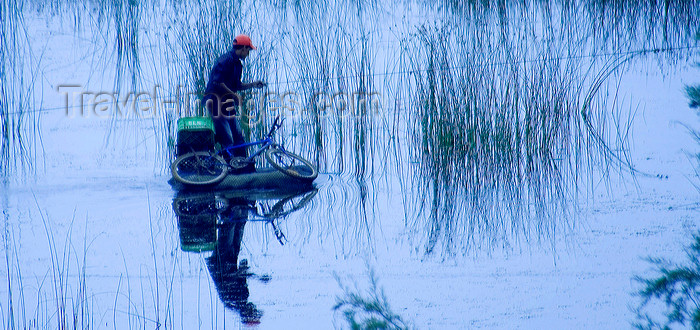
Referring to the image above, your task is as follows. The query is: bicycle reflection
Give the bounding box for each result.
[172,188,317,325]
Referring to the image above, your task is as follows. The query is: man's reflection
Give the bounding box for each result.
[205,197,262,325]
[173,188,317,326]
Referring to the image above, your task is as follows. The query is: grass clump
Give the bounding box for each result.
[401,16,596,254]
[0,0,40,177]
[687,82,700,193]
[687,85,700,109]
[334,268,412,330]
[632,232,700,329]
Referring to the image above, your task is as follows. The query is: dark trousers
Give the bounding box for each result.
[212,117,247,158]
[204,95,255,173]
[204,95,247,157]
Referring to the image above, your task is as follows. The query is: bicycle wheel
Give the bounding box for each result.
[171,151,228,186]
[258,188,318,219]
[265,148,318,180]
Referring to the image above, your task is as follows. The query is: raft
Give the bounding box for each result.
[171,116,317,192]
[169,165,316,192]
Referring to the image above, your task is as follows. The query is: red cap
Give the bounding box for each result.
[233,34,256,50]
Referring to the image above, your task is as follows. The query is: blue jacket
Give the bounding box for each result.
[204,51,243,117]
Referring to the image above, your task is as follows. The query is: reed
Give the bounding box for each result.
[3,1,700,328]
[96,0,148,156]
[687,81,700,192]
[584,0,700,60]
[397,5,637,254]
[0,0,40,177]
[229,0,699,255]
[267,1,377,156]
[388,0,698,256]
[687,86,700,109]
[0,197,98,329]
[276,0,394,255]
[108,0,142,90]
[334,266,412,330]
[1,196,189,329]
[2,0,699,281]
[632,232,700,329]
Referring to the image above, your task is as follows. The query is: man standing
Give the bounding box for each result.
[203,34,266,171]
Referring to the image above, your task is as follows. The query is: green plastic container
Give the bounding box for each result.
[177,116,215,132]
[176,117,215,155]
[177,215,217,252]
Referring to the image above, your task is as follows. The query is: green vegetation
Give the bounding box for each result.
[401,14,624,254]
[111,0,142,89]
[386,0,700,255]
[687,86,700,109]
[2,197,182,329]
[2,200,96,329]
[334,268,412,330]
[687,81,700,193]
[0,0,40,177]
[633,232,700,329]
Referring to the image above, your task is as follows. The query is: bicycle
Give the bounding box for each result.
[173,188,318,220]
[171,116,318,186]
[173,188,318,246]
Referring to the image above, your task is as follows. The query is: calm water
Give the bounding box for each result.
[1,0,699,328]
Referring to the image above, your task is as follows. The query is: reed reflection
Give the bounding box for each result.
[397,0,700,255]
[172,187,317,325]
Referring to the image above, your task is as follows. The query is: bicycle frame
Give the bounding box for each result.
[220,137,273,162]
[217,116,284,164]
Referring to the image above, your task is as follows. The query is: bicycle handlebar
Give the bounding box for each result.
[266,115,284,138]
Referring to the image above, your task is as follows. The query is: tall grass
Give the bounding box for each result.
[334,266,413,330]
[584,0,700,61]
[1,195,189,329]
[632,232,700,329]
[0,197,96,329]
[2,1,700,328]
[111,0,142,90]
[98,0,149,157]
[433,0,700,60]
[157,0,698,256]
[258,0,392,256]
[0,0,40,177]
[284,0,384,176]
[171,0,243,105]
[687,79,700,192]
[396,3,652,254]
